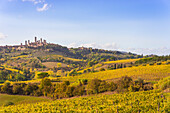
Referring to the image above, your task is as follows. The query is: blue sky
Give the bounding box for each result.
[0,0,170,55]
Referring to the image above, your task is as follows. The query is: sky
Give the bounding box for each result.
[0,0,170,55]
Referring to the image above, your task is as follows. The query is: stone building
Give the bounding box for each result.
[24,37,48,47]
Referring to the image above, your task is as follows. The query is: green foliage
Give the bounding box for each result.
[24,84,39,95]
[116,76,133,92]
[87,79,111,94]
[3,101,14,107]
[1,81,12,94]
[99,68,105,71]
[73,85,85,96]
[40,78,52,96]
[135,55,170,65]
[108,82,117,91]
[37,72,49,79]
[154,76,170,90]
[12,85,24,94]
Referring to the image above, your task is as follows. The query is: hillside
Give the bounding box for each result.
[0,38,143,83]
[0,38,169,113]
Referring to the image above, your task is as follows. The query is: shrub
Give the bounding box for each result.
[3,102,14,107]
[12,85,24,94]
[64,81,70,85]
[98,81,108,93]
[99,68,105,71]
[1,82,12,94]
[73,85,85,96]
[37,72,49,79]
[87,79,101,94]
[157,62,162,65]
[65,86,75,97]
[24,84,39,95]
[78,79,88,85]
[108,82,117,91]
[54,82,68,99]
[117,76,133,93]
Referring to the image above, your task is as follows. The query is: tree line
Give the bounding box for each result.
[0,76,153,99]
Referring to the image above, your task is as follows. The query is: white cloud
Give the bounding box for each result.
[67,43,78,48]
[68,42,118,50]
[123,47,170,55]
[37,3,49,12]
[21,0,50,11]
[68,42,170,55]
[0,33,7,39]
[22,0,45,4]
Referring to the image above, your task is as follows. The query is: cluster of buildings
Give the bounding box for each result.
[0,37,48,50]
[22,37,47,47]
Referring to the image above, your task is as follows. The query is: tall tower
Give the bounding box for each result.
[40,38,42,43]
[43,40,47,44]
[25,41,27,46]
[35,37,37,43]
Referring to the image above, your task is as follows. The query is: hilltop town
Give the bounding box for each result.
[0,37,48,50]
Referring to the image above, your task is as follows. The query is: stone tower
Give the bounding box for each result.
[25,41,27,46]
[40,38,42,43]
[43,40,47,44]
[35,37,37,43]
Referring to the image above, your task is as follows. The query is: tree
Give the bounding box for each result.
[40,78,52,96]
[1,82,12,94]
[73,85,85,96]
[24,84,38,95]
[87,79,101,94]
[13,85,23,94]
[117,76,133,92]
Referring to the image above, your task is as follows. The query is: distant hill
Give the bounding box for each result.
[0,37,144,82]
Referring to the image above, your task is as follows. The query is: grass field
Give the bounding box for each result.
[61,64,170,82]
[103,58,140,64]
[42,62,68,68]
[12,55,29,59]
[1,90,169,112]
[0,94,50,107]
[45,54,84,62]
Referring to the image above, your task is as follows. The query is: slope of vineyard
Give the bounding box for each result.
[103,58,140,64]
[1,90,169,113]
[62,64,170,82]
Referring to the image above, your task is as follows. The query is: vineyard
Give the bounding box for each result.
[103,58,140,64]
[61,64,170,82]
[1,90,169,113]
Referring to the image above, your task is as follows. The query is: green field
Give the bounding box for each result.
[0,94,50,107]
[42,62,68,68]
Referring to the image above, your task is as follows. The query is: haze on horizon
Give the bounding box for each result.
[0,0,170,55]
